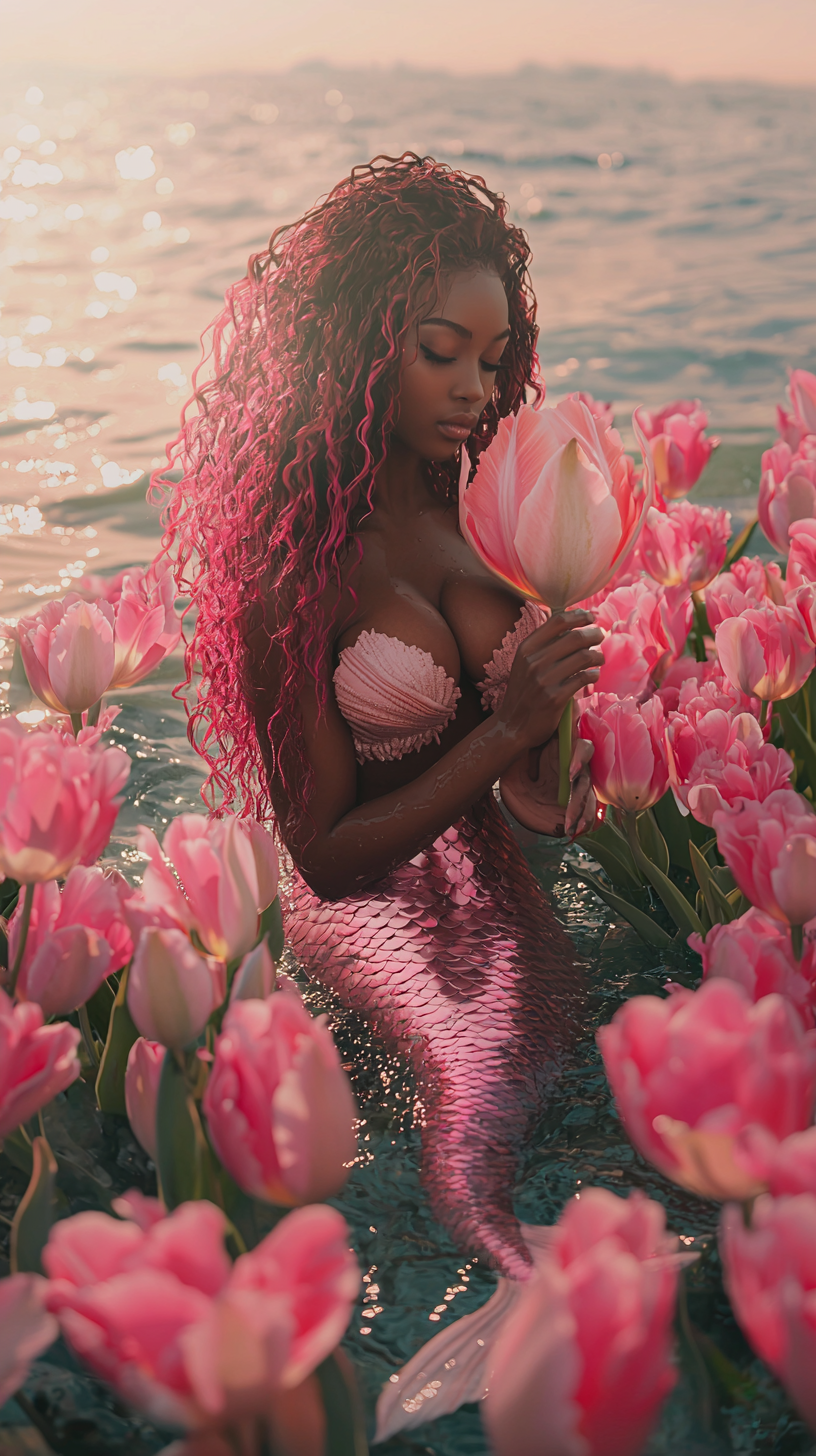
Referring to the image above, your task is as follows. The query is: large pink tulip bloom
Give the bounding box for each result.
[567,390,614,431]
[597,979,816,1201]
[459,399,652,610]
[109,559,182,689]
[0,1274,58,1406]
[638,500,730,593]
[592,581,690,700]
[786,518,816,589]
[705,554,785,630]
[776,368,816,452]
[667,709,793,826]
[484,1189,681,1456]
[127,927,221,1050]
[14,594,115,715]
[0,988,81,1141]
[125,1037,164,1160]
[43,1199,359,1431]
[714,788,816,929]
[138,813,279,962]
[758,441,816,554]
[0,718,130,882]
[656,659,760,719]
[638,398,719,500]
[721,1194,816,1434]
[690,907,816,1028]
[8,866,132,1017]
[577,693,668,813]
[204,984,357,1206]
[715,602,814,702]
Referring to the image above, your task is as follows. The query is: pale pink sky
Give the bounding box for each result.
[4,0,816,85]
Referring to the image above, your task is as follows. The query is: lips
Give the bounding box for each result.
[437,415,478,442]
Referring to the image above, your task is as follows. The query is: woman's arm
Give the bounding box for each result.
[246,610,603,900]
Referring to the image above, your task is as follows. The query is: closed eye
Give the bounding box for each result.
[421,344,504,372]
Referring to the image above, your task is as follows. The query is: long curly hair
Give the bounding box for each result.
[157,153,541,822]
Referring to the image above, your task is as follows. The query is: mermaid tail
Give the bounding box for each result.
[281,794,580,1279]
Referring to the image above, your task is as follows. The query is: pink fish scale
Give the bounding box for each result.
[282,794,580,1281]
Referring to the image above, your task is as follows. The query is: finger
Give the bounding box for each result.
[527,625,604,664]
[525,610,596,648]
[535,646,604,681]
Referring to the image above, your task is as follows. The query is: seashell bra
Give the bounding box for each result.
[334,602,548,763]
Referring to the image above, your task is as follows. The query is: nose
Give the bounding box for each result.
[454,359,488,406]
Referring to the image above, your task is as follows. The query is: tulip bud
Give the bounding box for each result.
[229,938,277,1003]
[124,1037,164,1159]
[203,986,357,1206]
[715,603,815,702]
[238,819,280,912]
[14,595,115,715]
[577,692,668,812]
[127,927,218,1049]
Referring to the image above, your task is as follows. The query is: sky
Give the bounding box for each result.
[3,0,816,86]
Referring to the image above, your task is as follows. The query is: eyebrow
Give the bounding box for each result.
[420,316,511,342]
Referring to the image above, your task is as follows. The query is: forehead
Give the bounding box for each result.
[425,268,509,334]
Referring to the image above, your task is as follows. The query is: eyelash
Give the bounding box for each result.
[420,344,502,373]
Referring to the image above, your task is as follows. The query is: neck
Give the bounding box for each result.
[372,437,437,519]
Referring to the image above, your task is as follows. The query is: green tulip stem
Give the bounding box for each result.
[759,699,769,731]
[8,883,35,998]
[557,699,574,809]
[77,1005,99,1071]
[86,697,102,728]
[69,713,83,738]
[791,924,804,962]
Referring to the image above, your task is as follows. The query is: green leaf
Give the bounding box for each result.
[577,824,643,892]
[637,809,670,875]
[724,514,759,570]
[568,864,675,948]
[315,1351,369,1456]
[689,842,738,930]
[652,790,712,873]
[625,820,704,939]
[259,895,285,960]
[776,698,816,794]
[157,1050,223,1210]
[85,975,117,1042]
[96,965,140,1115]
[11,1136,58,1275]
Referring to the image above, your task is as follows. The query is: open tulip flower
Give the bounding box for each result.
[758,440,816,554]
[591,581,690,701]
[43,1199,359,1434]
[484,1188,683,1456]
[786,518,816,590]
[0,718,130,883]
[713,788,816,932]
[715,601,815,702]
[7,865,132,1018]
[638,500,731,593]
[459,398,652,611]
[597,978,816,1202]
[691,908,816,1028]
[0,988,81,1141]
[108,558,182,690]
[667,708,794,826]
[776,368,816,452]
[14,594,115,716]
[705,554,785,630]
[637,398,719,500]
[721,1193,816,1435]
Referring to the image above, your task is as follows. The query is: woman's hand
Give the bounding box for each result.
[495,609,604,751]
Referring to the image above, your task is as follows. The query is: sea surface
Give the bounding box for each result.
[1,60,816,1455]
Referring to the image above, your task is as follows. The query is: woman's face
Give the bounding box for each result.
[393,268,510,461]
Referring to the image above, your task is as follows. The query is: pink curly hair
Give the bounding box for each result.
[155,153,541,822]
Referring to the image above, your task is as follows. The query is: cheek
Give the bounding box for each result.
[397,361,440,427]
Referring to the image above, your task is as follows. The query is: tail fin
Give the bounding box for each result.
[374,1224,554,1443]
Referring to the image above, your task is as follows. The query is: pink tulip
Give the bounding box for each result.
[733,1124,816,1197]
[567,390,614,431]
[787,517,816,589]
[0,988,81,1140]
[758,441,816,554]
[667,709,793,826]
[0,1274,58,1406]
[591,581,690,700]
[705,553,785,630]
[109,559,182,690]
[229,939,277,1003]
[597,978,816,1201]
[658,663,761,725]
[203,984,357,1206]
[638,500,730,592]
[127,927,221,1049]
[776,369,816,452]
[638,398,719,500]
[720,1194,816,1433]
[690,908,816,1028]
[0,718,130,882]
[7,866,132,1017]
[714,789,816,929]
[577,693,668,812]
[125,1038,164,1160]
[43,1198,359,1430]
[76,567,132,605]
[484,1189,681,1456]
[14,594,115,714]
[715,602,814,702]
[138,813,279,962]
[459,399,652,610]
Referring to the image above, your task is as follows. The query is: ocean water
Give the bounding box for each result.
[1,60,816,1454]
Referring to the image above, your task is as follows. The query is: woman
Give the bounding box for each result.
[162,153,604,1423]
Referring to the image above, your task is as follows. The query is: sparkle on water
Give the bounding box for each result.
[1,59,815,1455]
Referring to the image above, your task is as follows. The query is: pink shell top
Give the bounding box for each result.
[333,603,549,763]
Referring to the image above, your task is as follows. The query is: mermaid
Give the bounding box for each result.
[161,154,604,1436]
